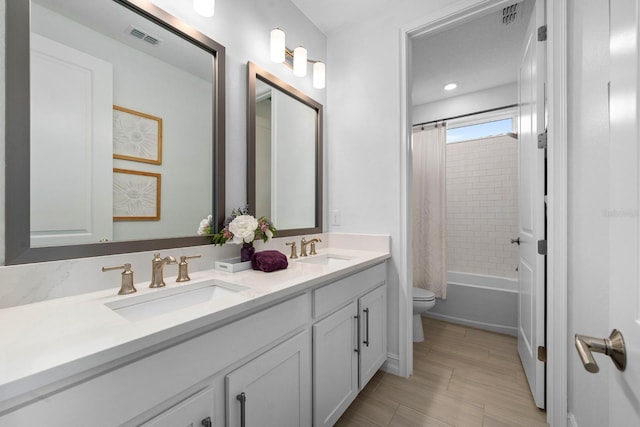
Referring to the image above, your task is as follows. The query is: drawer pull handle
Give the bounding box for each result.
[236,392,246,427]
[363,308,370,347]
[201,417,212,427]
[354,315,360,353]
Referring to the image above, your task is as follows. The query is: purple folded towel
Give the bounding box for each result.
[251,250,288,272]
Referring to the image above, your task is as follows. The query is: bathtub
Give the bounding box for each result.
[423,271,518,336]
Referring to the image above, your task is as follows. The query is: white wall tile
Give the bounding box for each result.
[446,135,518,279]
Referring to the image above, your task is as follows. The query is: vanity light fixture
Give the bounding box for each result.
[293,46,308,77]
[270,28,326,89]
[270,28,286,63]
[313,61,326,90]
[443,82,458,91]
[193,0,215,17]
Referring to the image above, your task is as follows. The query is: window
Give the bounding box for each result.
[446,117,514,143]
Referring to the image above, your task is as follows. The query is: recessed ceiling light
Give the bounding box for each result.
[444,82,458,91]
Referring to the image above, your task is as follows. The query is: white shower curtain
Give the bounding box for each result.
[412,124,447,298]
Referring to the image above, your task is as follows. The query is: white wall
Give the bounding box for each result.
[0,0,326,307]
[325,0,451,368]
[566,0,611,424]
[413,82,517,125]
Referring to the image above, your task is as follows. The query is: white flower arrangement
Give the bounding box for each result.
[198,206,276,245]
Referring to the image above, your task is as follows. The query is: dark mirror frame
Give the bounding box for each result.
[5,0,226,265]
[247,62,323,238]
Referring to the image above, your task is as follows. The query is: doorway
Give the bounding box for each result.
[399,0,568,425]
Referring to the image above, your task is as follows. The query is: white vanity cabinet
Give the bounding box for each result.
[0,294,309,427]
[312,263,387,427]
[226,330,311,427]
[0,258,388,427]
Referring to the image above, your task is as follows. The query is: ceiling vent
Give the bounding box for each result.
[502,3,519,25]
[127,25,162,46]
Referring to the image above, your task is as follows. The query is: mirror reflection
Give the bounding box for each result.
[31,0,214,247]
[4,0,225,265]
[248,62,323,237]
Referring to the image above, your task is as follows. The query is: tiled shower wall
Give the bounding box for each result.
[446,135,519,279]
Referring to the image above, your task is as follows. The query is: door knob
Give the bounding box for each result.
[511,237,521,245]
[574,329,626,373]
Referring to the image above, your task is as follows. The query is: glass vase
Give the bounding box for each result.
[240,242,255,262]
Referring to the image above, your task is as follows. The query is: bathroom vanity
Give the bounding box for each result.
[0,242,389,426]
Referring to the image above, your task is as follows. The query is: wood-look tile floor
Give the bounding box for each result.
[335,318,548,427]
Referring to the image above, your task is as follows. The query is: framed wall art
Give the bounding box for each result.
[113,105,162,164]
[113,168,161,221]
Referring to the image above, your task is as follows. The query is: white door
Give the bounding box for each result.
[517,0,546,409]
[313,301,359,427]
[359,284,387,389]
[30,34,113,247]
[226,330,312,427]
[594,0,640,423]
[270,89,317,230]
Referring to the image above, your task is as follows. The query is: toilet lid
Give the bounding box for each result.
[413,288,435,301]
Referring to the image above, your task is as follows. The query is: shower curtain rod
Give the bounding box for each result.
[412,104,518,129]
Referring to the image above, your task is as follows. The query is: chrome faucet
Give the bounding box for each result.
[150,253,177,288]
[300,237,322,257]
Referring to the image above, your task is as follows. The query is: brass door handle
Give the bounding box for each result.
[575,329,626,373]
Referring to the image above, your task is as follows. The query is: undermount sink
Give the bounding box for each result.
[296,254,355,266]
[105,280,247,321]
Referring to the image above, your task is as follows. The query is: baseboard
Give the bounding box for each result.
[424,312,518,336]
[568,413,578,427]
[382,352,400,376]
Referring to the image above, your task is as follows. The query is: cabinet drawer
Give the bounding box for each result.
[141,387,215,427]
[313,263,386,319]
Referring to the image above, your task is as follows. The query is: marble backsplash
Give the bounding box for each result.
[0,232,389,309]
[0,242,233,309]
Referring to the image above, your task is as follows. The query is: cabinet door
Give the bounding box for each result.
[226,330,311,427]
[359,284,387,389]
[313,301,359,427]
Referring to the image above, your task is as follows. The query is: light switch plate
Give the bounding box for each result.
[331,210,341,226]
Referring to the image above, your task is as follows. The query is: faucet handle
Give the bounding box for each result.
[286,242,298,259]
[176,254,201,282]
[102,263,136,295]
[309,238,322,255]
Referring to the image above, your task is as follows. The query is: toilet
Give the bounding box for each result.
[412,288,436,342]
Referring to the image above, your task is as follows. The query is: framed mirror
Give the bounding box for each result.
[5,0,226,265]
[247,62,323,237]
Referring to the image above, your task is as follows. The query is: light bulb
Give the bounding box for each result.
[313,62,326,89]
[193,0,215,17]
[270,28,285,63]
[293,46,307,77]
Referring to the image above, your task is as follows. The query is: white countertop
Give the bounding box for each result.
[0,246,389,409]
